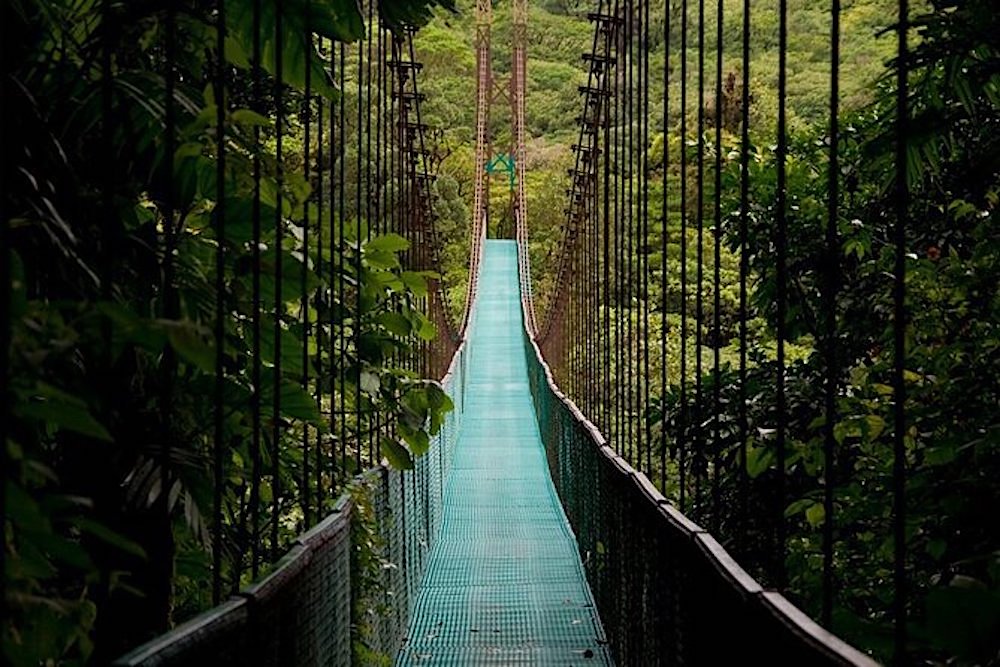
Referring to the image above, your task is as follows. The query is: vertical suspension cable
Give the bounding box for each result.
[694,0,705,517]
[775,0,789,589]
[822,0,841,630]
[0,1,10,633]
[302,6,313,529]
[393,35,404,375]
[737,0,750,552]
[598,14,617,439]
[364,0,375,466]
[612,0,622,456]
[633,0,641,469]
[271,0,285,562]
[100,0,117,459]
[212,0,227,604]
[408,30,430,543]
[678,0,689,511]
[642,0,651,477]
[659,0,670,492]
[249,0,263,580]
[625,0,634,466]
[711,0,723,531]
[328,37,339,500]
[618,0,627,459]
[315,37,326,518]
[375,23,383,238]
[377,22,387,462]
[338,41,348,485]
[592,155,599,423]
[355,19,364,474]
[373,20,382,463]
[160,3,178,618]
[571,240,578,401]
[892,0,910,659]
[592,16,600,428]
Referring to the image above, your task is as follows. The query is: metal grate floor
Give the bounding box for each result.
[397,241,611,666]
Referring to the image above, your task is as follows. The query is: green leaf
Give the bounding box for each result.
[382,438,414,470]
[260,316,306,376]
[262,378,324,425]
[306,0,365,42]
[75,519,147,559]
[365,233,410,254]
[6,481,49,530]
[164,321,215,374]
[10,250,26,319]
[864,415,886,442]
[377,312,412,337]
[399,423,431,456]
[231,109,271,128]
[364,250,401,271]
[415,315,437,341]
[224,34,251,67]
[426,383,454,412]
[784,498,812,518]
[745,443,774,479]
[805,503,825,528]
[23,529,92,571]
[12,400,113,442]
[401,271,429,298]
[925,445,957,466]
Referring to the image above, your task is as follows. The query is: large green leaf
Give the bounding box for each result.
[13,385,113,443]
[162,320,215,374]
[260,376,325,426]
[365,233,410,254]
[226,0,363,99]
[381,437,414,470]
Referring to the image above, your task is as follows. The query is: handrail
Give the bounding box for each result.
[513,236,878,666]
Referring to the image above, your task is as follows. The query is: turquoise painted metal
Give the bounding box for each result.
[397,240,611,665]
[485,153,517,191]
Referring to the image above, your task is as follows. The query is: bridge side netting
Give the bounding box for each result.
[113,343,467,667]
[518,247,875,667]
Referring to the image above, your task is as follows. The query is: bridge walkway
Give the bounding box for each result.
[397,240,611,666]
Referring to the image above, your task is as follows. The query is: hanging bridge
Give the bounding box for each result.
[107,0,887,660]
[1,0,919,663]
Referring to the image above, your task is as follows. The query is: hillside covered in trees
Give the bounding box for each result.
[416,0,900,318]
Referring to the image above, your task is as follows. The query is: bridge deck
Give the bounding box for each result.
[398,240,611,665]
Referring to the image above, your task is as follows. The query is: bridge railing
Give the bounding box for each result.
[114,326,471,666]
[516,242,877,666]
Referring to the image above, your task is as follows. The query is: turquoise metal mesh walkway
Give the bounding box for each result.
[397,240,611,665]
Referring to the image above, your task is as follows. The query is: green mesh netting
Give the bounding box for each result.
[396,240,612,665]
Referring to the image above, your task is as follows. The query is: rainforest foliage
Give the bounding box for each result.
[3,0,453,663]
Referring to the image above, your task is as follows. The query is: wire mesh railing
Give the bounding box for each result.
[520,237,876,666]
[113,329,471,665]
[114,193,484,664]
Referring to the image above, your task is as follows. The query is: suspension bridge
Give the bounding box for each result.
[2,0,926,663]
